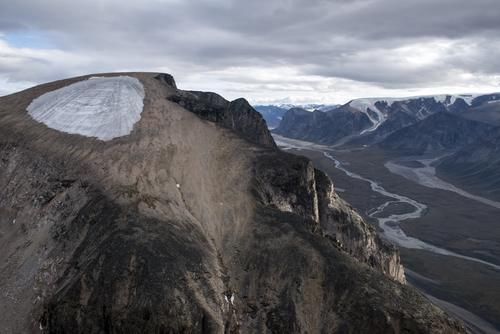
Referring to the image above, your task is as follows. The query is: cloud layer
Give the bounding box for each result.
[1,0,500,103]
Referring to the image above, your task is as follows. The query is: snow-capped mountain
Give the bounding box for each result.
[274,93,500,145]
[275,103,339,112]
[348,94,480,134]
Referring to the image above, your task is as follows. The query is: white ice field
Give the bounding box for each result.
[27,76,145,141]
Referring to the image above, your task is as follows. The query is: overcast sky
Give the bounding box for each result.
[1,0,500,104]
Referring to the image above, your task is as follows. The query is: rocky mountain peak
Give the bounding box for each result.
[154,73,177,89]
[167,88,276,149]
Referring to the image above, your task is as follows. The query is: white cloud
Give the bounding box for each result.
[0,38,90,85]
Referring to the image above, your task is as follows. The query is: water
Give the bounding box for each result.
[274,134,500,271]
[386,157,500,210]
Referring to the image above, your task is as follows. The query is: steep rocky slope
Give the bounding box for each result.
[379,112,495,155]
[0,72,464,333]
[167,87,276,148]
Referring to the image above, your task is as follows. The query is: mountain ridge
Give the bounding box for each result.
[378,112,495,155]
[272,93,500,146]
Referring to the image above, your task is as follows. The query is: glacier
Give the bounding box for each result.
[27,76,145,141]
[350,94,481,134]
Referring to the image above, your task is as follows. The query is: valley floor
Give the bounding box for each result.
[273,135,500,333]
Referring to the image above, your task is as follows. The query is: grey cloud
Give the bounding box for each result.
[1,0,500,98]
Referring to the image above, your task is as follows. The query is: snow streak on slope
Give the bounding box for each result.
[350,94,480,134]
[27,76,145,141]
[349,98,388,134]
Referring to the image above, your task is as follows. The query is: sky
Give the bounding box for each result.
[1,0,500,104]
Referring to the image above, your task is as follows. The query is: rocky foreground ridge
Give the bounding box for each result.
[0,72,464,333]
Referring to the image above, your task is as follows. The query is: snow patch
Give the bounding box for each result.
[27,76,145,141]
[349,98,388,134]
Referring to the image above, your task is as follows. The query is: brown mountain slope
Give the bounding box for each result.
[0,72,464,333]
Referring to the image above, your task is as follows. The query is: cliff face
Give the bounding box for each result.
[314,169,406,282]
[252,151,405,283]
[0,72,464,333]
[167,89,276,149]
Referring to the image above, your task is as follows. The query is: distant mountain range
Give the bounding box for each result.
[274,103,340,112]
[254,104,338,128]
[272,93,500,145]
[376,100,500,201]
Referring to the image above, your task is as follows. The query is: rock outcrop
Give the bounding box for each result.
[167,89,276,149]
[252,151,405,283]
[0,72,464,333]
[314,168,406,282]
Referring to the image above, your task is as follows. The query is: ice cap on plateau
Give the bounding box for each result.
[26,76,145,141]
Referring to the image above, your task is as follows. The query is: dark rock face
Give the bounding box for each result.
[168,90,276,149]
[154,73,177,88]
[0,73,465,333]
[313,169,406,281]
[273,107,371,145]
[379,112,494,155]
[251,150,405,281]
